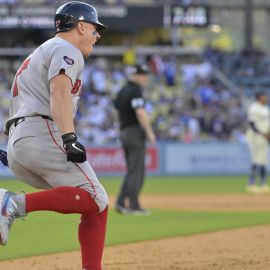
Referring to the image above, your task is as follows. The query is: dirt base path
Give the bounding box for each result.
[129,194,270,211]
[1,193,270,270]
[1,225,270,270]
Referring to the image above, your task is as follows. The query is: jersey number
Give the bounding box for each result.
[13,57,31,97]
[71,79,82,95]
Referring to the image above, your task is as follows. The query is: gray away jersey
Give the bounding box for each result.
[4,37,84,134]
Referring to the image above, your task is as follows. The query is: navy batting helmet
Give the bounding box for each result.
[55,1,107,33]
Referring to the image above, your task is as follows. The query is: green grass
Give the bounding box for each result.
[0,209,270,260]
[0,176,269,261]
[0,175,254,195]
[102,175,252,194]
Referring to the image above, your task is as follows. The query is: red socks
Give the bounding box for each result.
[79,207,108,270]
[25,186,99,214]
[25,186,108,270]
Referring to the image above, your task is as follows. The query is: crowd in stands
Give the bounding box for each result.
[0,48,257,146]
[204,46,270,97]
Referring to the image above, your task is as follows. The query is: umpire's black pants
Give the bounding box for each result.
[116,125,146,210]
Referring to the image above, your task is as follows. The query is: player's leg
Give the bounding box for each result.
[77,185,108,270]
[1,135,102,246]
[247,138,257,185]
[258,165,266,184]
[36,119,109,270]
[2,118,109,269]
[126,139,146,210]
[248,163,257,185]
[116,127,139,211]
[257,139,269,193]
[26,185,108,270]
[115,134,130,212]
[78,208,108,269]
[0,145,49,245]
[118,126,146,211]
[6,119,104,215]
[246,137,260,193]
[1,172,107,270]
[23,179,107,270]
[43,120,108,270]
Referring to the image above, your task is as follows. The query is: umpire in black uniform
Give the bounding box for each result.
[114,64,156,215]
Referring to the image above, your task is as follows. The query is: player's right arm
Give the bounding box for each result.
[130,87,156,145]
[249,121,260,133]
[48,46,86,163]
[50,72,86,163]
[248,105,269,139]
[248,105,260,133]
[50,71,75,135]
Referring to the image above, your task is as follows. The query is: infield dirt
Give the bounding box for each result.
[0,193,270,270]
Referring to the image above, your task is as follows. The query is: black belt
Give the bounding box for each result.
[14,115,53,127]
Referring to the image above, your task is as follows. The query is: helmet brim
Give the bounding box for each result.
[95,22,108,32]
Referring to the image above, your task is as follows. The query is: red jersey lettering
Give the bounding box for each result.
[13,57,31,97]
[71,79,82,95]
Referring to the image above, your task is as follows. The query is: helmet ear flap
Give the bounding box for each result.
[55,14,76,33]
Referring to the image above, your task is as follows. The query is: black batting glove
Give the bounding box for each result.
[0,149,8,167]
[62,132,87,163]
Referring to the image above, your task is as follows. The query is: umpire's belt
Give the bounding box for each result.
[14,115,53,127]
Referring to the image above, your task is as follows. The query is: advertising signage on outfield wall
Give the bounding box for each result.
[1,143,270,177]
[87,147,159,173]
[0,4,209,30]
[0,146,159,177]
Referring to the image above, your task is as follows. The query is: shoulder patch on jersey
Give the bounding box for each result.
[63,56,74,65]
[131,98,144,109]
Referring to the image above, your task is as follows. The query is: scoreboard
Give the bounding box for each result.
[169,5,209,27]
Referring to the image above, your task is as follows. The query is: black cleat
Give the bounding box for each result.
[115,204,131,215]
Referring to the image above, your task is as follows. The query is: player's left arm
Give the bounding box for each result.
[249,121,260,133]
[248,107,267,137]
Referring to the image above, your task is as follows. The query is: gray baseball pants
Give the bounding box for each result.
[7,116,108,212]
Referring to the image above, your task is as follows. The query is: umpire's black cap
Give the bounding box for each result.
[130,64,150,75]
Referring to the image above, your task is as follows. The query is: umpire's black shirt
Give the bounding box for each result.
[114,80,145,130]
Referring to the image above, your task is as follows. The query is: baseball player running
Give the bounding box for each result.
[0,2,108,270]
[246,91,270,193]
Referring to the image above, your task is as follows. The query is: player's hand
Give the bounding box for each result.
[0,149,8,167]
[62,132,87,163]
[263,132,270,141]
[148,132,157,145]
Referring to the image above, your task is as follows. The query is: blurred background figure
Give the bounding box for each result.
[246,91,270,194]
[114,64,156,215]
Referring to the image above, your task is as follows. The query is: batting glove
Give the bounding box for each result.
[62,132,87,163]
[0,149,8,166]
